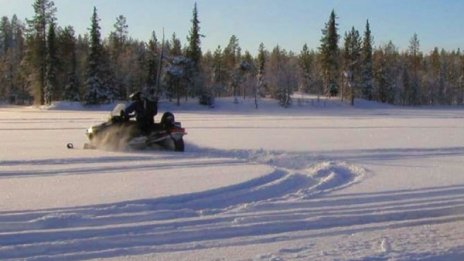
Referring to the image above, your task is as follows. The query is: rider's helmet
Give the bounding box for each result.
[129,91,142,101]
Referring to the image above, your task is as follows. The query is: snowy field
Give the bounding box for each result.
[1,97,464,260]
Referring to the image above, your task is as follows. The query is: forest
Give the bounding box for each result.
[1,0,463,107]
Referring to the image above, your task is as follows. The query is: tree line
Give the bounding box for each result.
[1,1,463,107]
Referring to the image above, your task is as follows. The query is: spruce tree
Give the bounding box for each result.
[361,20,374,100]
[84,7,109,104]
[186,2,202,96]
[186,3,201,68]
[319,10,340,97]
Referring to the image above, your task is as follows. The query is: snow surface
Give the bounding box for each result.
[1,96,464,260]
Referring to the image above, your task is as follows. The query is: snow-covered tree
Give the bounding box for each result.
[165,56,193,106]
[267,46,297,107]
[255,42,266,109]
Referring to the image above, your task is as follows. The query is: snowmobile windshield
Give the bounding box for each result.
[111,103,127,117]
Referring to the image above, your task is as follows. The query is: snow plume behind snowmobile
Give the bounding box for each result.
[85,104,186,151]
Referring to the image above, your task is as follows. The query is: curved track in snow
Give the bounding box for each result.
[0,148,369,260]
[0,149,464,260]
[1,148,464,260]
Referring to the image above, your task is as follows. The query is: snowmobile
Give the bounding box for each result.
[84,104,186,151]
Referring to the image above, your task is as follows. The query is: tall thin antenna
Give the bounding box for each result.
[155,28,165,96]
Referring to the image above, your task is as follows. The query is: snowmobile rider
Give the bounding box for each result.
[124,90,158,133]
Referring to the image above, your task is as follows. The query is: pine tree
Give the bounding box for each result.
[44,20,57,104]
[319,10,340,97]
[84,7,109,104]
[26,0,56,105]
[361,20,374,100]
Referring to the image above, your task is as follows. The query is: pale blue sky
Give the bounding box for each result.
[1,0,463,54]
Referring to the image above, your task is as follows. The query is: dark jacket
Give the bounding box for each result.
[125,98,158,127]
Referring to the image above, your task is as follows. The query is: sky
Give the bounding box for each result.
[1,0,463,55]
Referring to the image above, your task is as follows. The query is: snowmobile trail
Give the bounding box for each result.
[0,151,368,260]
[1,155,464,260]
[1,145,463,260]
